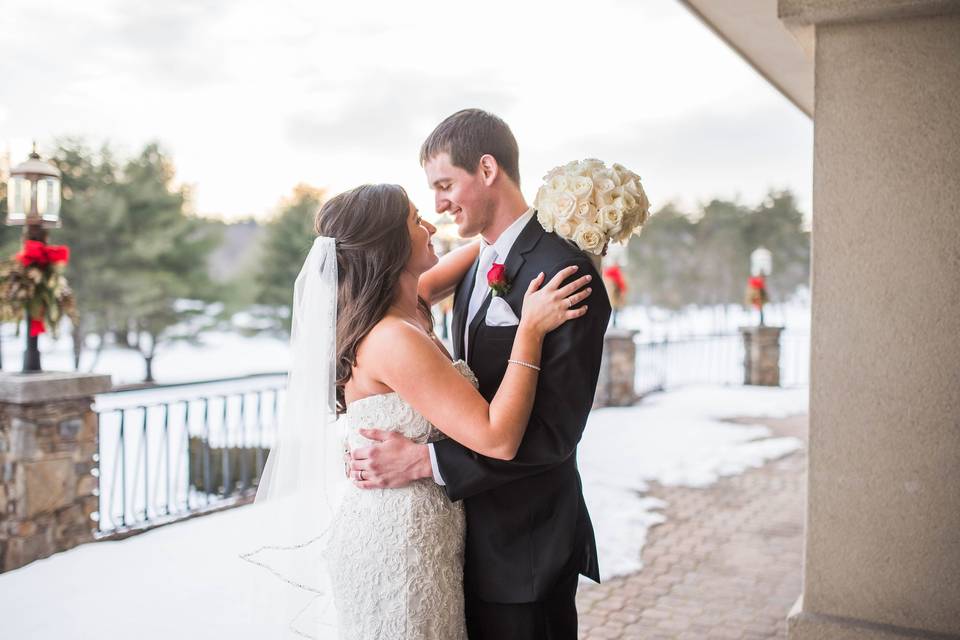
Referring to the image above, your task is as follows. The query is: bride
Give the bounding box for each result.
[245,183,591,639]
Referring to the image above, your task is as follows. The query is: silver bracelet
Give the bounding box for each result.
[507,359,541,372]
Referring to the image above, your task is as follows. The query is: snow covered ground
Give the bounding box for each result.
[0,383,806,639]
[0,298,811,386]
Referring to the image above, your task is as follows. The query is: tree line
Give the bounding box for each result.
[0,140,810,381]
[622,193,810,310]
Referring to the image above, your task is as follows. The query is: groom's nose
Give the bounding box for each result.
[435,192,449,214]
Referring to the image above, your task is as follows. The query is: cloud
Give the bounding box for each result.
[283,70,516,153]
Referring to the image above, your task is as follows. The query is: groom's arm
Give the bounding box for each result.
[433,257,611,501]
[350,257,610,493]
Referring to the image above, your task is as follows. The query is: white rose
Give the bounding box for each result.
[613,196,628,212]
[612,163,633,179]
[592,168,614,183]
[619,190,637,209]
[551,191,578,221]
[636,189,650,213]
[594,177,616,196]
[571,175,593,199]
[596,191,615,208]
[599,204,623,230]
[573,222,607,255]
[575,201,598,224]
[537,208,556,233]
[579,158,604,175]
[555,220,576,239]
[621,178,640,198]
[549,175,570,192]
[533,185,552,209]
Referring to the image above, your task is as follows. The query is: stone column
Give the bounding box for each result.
[778,2,960,637]
[0,372,112,572]
[595,328,638,408]
[739,325,784,386]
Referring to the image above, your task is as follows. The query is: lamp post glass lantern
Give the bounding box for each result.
[5,144,63,372]
[750,246,772,277]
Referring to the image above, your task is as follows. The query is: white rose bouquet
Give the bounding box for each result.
[533,159,650,255]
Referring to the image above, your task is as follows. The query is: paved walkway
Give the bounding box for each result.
[577,414,807,640]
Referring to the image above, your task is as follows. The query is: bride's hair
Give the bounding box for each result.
[315,184,432,414]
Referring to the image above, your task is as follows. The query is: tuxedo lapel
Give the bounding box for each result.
[466,216,546,365]
[452,257,479,361]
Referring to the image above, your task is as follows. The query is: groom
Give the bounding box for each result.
[352,109,611,639]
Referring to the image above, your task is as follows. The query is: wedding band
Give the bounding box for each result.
[567,298,573,308]
[359,469,365,481]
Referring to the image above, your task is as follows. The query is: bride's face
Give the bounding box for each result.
[404,200,438,276]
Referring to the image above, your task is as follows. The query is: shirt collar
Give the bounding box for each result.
[483,207,535,260]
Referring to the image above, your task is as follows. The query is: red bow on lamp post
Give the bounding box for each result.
[14,240,71,337]
[0,238,76,371]
[16,240,70,268]
[602,264,628,327]
[745,275,769,326]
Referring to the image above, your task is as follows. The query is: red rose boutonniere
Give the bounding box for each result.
[487,262,510,297]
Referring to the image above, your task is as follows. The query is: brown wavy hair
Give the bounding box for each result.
[315,184,432,414]
[419,108,521,187]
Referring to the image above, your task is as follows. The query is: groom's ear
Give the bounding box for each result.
[478,154,499,186]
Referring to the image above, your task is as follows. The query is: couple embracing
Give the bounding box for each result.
[247,109,611,640]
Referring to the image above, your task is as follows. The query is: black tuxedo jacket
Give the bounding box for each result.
[434,215,611,604]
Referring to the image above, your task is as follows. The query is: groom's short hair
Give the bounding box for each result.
[420,109,521,187]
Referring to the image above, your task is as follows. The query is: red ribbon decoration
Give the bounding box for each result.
[603,264,628,292]
[29,318,46,337]
[16,240,70,268]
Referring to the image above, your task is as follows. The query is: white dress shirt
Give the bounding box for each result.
[429,208,535,485]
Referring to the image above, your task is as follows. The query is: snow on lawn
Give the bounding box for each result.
[1,329,291,386]
[0,384,807,639]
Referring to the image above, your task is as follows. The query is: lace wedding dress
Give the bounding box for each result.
[324,359,474,640]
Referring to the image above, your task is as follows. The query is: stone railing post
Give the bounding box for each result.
[739,326,784,386]
[0,372,112,572]
[595,328,638,407]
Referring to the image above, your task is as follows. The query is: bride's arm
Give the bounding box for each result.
[366,266,591,460]
[417,240,481,306]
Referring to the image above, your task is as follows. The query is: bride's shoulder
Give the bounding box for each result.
[361,314,432,353]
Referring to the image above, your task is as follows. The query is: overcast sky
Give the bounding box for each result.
[0,0,812,222]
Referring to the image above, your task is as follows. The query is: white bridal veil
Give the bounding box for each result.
[239,236,345,638]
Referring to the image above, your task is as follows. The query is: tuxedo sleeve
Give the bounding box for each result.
[433,256,612,502]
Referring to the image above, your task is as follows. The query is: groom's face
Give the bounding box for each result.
[424,152,493,239]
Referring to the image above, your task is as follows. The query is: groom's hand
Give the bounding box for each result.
[349,428,433,489]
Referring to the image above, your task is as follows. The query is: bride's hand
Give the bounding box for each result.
[519,265,592,336]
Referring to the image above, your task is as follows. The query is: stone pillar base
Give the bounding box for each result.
[595,329,638,408]
[0,372,112,572]
[787,596,952,640]
[739,325,784,386]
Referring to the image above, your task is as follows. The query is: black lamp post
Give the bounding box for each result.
[5,143,62,372]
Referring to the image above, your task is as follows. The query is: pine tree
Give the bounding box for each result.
[111,143,221,382]
[51,140,220,381]
[253,184,324,333]
[50,139,126,369]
